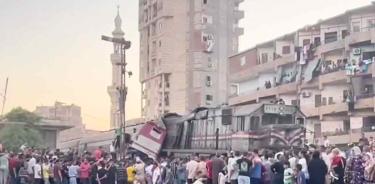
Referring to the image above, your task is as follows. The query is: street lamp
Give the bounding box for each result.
[101,35,131,157]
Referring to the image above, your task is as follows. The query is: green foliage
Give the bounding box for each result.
[4,107,41,123]
[0,124,42,152]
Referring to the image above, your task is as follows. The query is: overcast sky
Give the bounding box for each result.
[0,0,372,130]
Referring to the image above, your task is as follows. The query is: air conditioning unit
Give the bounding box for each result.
[302,91,311,98]
[353,48,361,55]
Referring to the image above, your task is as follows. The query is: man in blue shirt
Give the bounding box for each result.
[249,149,262,184]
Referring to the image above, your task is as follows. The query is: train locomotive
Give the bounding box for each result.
[161,103,306,154]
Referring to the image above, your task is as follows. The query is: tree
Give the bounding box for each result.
[4,107,41,123]
[0,125,42,152]
[0,107,42,151]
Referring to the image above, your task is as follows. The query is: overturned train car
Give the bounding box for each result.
[162,104,306,154]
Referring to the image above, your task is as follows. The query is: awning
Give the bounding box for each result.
[303,59,320,82]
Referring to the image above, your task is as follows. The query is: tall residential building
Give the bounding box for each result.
[139,0,244,119]
[108,8,126,129]
[228,3,375,145]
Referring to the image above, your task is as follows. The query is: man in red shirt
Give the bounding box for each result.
[80,158,91,184]
[9,153,19,184]
[206,154,214,184]
[94,146,103,161]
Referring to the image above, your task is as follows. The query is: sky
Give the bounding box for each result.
[0,0,372,130]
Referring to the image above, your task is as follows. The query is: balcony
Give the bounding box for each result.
[229,83,297,105]
[319,70,348,89]
[348,29,375,45]
[317,39,345,54]
[319,102,348,116]
[234,10,244,20]
[230,61,274,83]
[355,94,375,110]
[275,54,296,67]
[326,131,375,145]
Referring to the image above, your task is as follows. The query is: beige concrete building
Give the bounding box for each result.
[34,101,85,146]
[139,0,244,119]
[228,3,375,145]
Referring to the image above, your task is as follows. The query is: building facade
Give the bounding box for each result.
[34,101,85,145]
[139,0,244,119]
[228,3,375,145]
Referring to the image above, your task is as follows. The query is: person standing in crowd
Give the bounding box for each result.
[331,148,345,184]
[42,159,52,184]
[28,154,36,183]
[196,156,207,180]
[206,155,214,184]
[145,160,154,184]
[236,152,251,184]
[94,147,103,161]
[212,154,225,184]
[228,151,241,184]
[80,158,90,184]
[297,150,309,184]
[9,154,18,184]
[345,146,365,184]
[18,161,29,184]
[262,153,272,184]
[127,161,136,184]
[250,149,262,184]
[283,161,293,184]
[308,151,327,184]
[34,158,43,184]
[106,159,117,184]
[91,161,99,184]
[152,161,161,184]
[160,161,173,184]
[288,151,297,171]
[53,160,63,184]
[68,161,80,184]
[135,157,146,184]
[186,156,198,184]
[116,161,127,184]
[296,164,306,184]
[176,158,187,184]
[97,161,108,184]
[271,154,285,184]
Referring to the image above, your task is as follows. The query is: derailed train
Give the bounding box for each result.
[66,103,306,156]
[161,103,306,154]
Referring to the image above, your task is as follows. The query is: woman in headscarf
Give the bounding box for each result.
[344,146,365,184]
[331,148,345,184]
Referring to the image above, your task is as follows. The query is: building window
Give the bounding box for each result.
[165,74,170,88]
[352,21,360,32]
[203,0,207,4]
[328,97,334,105]
[152,3,157,17]
[164,92,169,106]
[321,97,327,106]
[342,30,348,39]
[206,95,213,101]
[282,46,291,55]
[369,19,375,29]
[208,57,213,68]
[151,23,156,35]
[240,56,246,66]
[325,32,338,44]
[250,116,260,130]
[303,39,310,46]
[315,94,321,107]
[261,53,268,64]
[314,37,321,46]
[158,22,163,32]
[206,76,212,87]
[159,40,162,47]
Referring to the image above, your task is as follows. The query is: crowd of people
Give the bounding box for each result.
[0,134,375,184]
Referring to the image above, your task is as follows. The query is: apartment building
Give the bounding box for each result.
[228,3,375,145]
[139,0,244,119]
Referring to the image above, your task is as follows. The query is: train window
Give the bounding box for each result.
[150,127,162,139]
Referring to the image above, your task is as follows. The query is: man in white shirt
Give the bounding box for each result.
[288,151,297,170]
[27,155,36,175]
[320,146,331,170]
[33,159,42,184]
[228,151,242,184]
[186,156,199,184]
[323,136,330,148]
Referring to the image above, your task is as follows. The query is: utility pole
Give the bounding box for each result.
[102,35,131,157]
[1,78,8,116]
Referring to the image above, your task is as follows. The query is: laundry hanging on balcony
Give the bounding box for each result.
[202,32,215,53]
[303,59,321,82]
